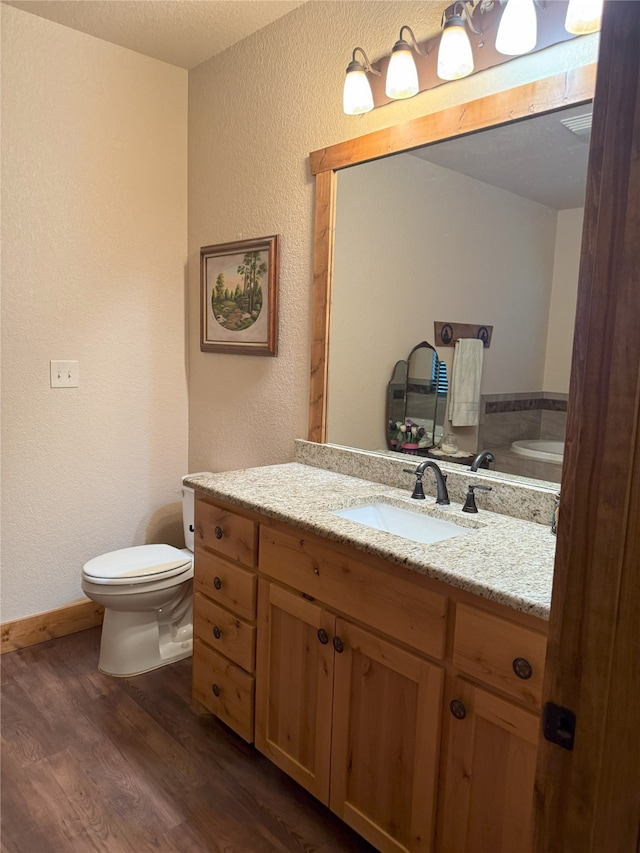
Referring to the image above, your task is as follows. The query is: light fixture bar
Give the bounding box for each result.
[495,0,538,56]
[343,0,594,114]
[565,0,603,34]
[437,4,476,81]
[343,47,381,115]
[386,26,428,100]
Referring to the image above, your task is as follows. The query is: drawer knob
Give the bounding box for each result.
[513,657,533,680]
[333,636,344,654]
[214,526,224,540]
[212,626,222,640]
[213,576,222,590]
[317,628,329,645]
[212,683,221,697]
[450,699,467,720]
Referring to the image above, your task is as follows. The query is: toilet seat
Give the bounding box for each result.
[82,544,192,586]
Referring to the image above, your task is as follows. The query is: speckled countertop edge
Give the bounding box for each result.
[294,440,559,526]
[185,461,556,620]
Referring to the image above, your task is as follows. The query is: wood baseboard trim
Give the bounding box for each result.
[1,599,104,654]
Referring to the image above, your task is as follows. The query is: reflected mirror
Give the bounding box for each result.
[387,341,448,453]
[324,91,594,486]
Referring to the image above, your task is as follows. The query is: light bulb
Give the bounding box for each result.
[343,62,374,115]
[565,0,603,34]
[495,0,537,55]
[385,42,419,99]
[437,17,474,81]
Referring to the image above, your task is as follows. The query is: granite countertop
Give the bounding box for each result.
[185,463,557,620]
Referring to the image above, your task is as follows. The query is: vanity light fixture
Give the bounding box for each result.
[342,0,601,115]
[495,0,538,55]
[437,3,478,81]
[564,0,603,34]
[385,26,428,99]
[343,47,380,115]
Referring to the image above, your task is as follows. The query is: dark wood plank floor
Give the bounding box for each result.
[1,628,377,853]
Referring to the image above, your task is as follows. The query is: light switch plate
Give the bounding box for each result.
[50,360,79,388]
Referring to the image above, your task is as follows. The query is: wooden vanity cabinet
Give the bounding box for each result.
[438,603,547,853]
[256,526,446,853]
[191,494,258,742]
[330,618,444,853]
[189,493,548,852]
[439,678,539,853]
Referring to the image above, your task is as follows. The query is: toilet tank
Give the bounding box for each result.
[181,477,196,552]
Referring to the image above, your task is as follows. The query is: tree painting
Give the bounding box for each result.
[211,250,266,332]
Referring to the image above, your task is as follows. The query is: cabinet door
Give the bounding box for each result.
[330,619,444,853]
[254,579,335,803]
[439,679,539,853]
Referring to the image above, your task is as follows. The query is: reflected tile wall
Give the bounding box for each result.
[479,392,568,448]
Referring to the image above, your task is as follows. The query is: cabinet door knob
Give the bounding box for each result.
[333,636,344,654]
[213,576,222,590]
[212,683,221,697]
[513,657,533,680]
[214,526,223,539]
[213,626,222,640]
[450,699,467,720]
[317,628,329,645]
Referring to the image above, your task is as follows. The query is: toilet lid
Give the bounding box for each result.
[82,544,192,585]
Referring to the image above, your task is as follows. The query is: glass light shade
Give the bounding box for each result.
[343,66,374,115]
[437,21,474,81]
[385,47,419,99]
[495,0,538,55]
[565,0,603,34]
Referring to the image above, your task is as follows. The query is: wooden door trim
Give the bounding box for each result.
[534,2,640,849]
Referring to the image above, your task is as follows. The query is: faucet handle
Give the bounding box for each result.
[462,484,492,513]
[403,467,426,500]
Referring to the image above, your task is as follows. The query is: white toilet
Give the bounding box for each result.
[81,478,196,677]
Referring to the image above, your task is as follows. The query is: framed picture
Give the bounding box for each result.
[200,235,279,356]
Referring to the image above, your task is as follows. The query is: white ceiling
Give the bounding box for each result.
[3,0,306,69]
[411,103,592,210]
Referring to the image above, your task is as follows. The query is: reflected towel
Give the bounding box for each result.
[447,338,484,427]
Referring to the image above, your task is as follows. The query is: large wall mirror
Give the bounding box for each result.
[308,65,597,488]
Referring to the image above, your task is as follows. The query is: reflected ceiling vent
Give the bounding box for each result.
[560,112,592,140]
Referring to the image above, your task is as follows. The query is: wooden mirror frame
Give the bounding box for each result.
[307,64,597,444]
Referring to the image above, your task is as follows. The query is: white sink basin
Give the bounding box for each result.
[331,502,471,545]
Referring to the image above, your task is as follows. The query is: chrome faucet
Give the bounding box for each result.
[404,460,450,505]
[470,450,495,472]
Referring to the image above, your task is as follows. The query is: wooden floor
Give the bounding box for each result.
[1,628,377,853]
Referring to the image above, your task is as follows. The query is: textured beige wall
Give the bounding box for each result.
[1,6,189,621]
[544,207,584,392]
[187,1,599,474]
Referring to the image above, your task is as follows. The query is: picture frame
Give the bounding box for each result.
[200,235,279,356]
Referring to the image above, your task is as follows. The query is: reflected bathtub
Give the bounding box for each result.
[511,440,564,464]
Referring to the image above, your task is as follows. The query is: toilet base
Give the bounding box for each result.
[98,607,193,677]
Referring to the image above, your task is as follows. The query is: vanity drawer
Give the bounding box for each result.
[453,604,547,708]
[194,592,256,673]
[195,495,258,568]
[192,639,254,742]
[259,526,447,660]
[194,548,257,620]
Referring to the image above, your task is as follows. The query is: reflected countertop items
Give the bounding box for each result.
[387,340,448,451]
[185,461,556,620]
